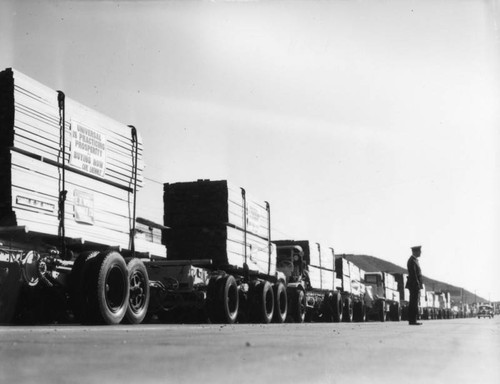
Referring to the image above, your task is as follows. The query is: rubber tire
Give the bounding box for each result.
[84,251,129,325]
[290,289,306,323]
[69,251,100,323]
[207,275,239,324]
[392,302,401,322]
[123,258,150,324]
[379,300,386,322]
[343,297,353,323]
[354,301,366,322]
[320,293,334,322]
[401,305,409,321]
[206,276,221,323]
[251,281,274,324]
[332,291,343,323]
[218,275,239,324]
[272,282,287,323]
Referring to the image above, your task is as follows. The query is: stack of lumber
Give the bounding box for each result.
[383,272,399,302]
[273,240,335,291]
[335,257,364,296]
[0,68,165,257]
[393,274,410,302]
[163,180,275,275]
[164,180,270,239]
[134,217,166,257]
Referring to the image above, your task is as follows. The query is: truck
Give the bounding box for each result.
[422,291,436,319]
[272,240,342,323]
[0,67,167,325]
[363,271,401,321]
[335,255,367,322]
[391,272,410,321]
[151,179,288,324]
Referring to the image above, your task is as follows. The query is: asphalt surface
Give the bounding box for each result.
[0,317,499,384]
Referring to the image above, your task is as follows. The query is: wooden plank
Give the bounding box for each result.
[8,151,141,250]
[164,224,275,275]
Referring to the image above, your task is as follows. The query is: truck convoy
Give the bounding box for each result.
[0,68,458,325]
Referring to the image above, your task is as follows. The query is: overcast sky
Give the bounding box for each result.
[1,0,499,301]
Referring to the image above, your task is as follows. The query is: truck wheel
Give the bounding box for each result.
[378,300,386,322]
[272,282,287,323]
[123,258,150,324]
[290,289,306,323]
[69,251,100,323]
[320,293,334,322]
[251,281,274,324]
[401,306,409,321]
[354,301,366,322]
[332,291,343,322]
[343,297,353,322]
[392,303,401,322]
[207,275,239,324]
[219,275,239,324]
[84,251,129,325]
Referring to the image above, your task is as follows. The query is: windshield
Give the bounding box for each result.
[365,274,378,284]
[479,306,492,311]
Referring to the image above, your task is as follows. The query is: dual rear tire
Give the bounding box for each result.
[207,275,239,324]
[70,252,149,325]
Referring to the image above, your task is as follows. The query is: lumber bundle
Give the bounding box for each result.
[0,68,165,257]
[164,225,276,275]
[163,180,275,275]
[383,272,399,301]
[309,244,335,291]
[335,257,364,295]
[164,180,270,239]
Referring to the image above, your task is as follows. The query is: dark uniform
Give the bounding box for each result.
[406,246,423,325]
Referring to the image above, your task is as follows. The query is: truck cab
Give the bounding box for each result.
[364,272,384,298]
[276,245,307,285]
[364,271,401,321]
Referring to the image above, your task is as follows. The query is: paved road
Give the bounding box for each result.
[0,317,499,384]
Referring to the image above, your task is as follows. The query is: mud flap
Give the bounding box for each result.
[0,261,23,324]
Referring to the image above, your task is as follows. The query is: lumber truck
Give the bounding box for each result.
[0,67,168,325]
[334,255,367,322]
[422,291,436,319]
[431,291,451,319]
[439,291,452,319]
[418,284,427,319]
[272,240,342,323]
[363,271,401,321]
[152,180,288,324]
[391,272,410,321]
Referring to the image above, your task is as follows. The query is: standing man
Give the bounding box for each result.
[406,245,423,325]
